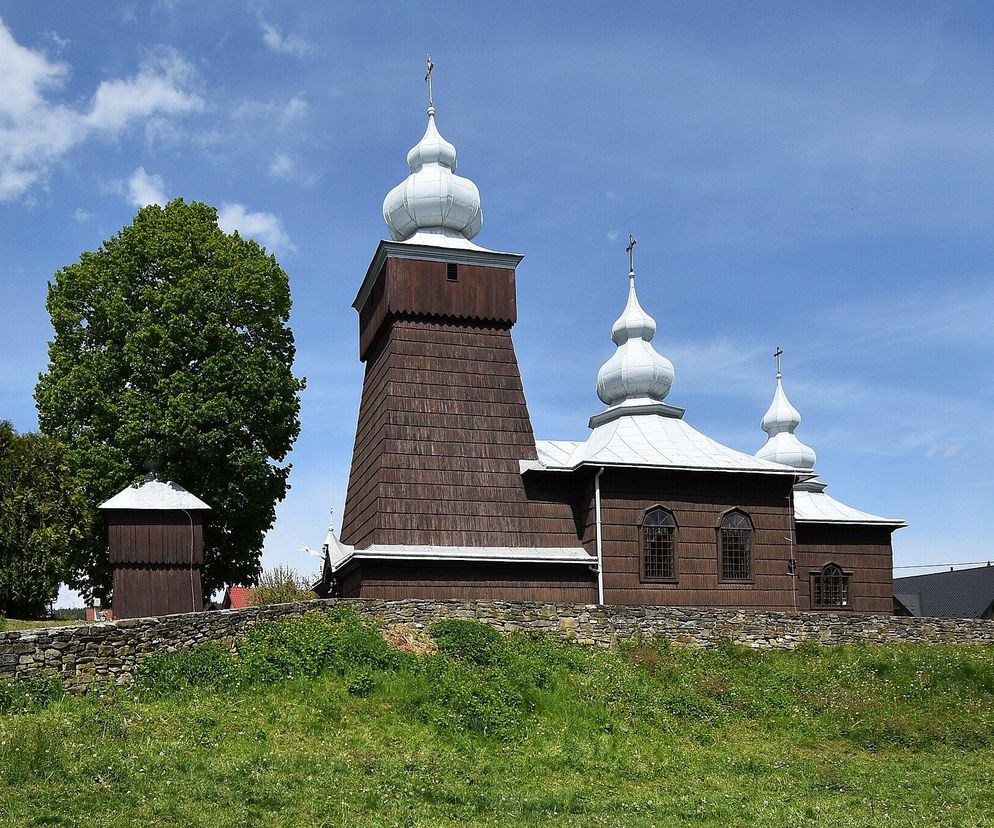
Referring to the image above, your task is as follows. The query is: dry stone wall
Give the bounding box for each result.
[3,598,993,692]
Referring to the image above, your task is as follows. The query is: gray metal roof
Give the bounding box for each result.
[793,489,906,527]
[527,414,804,476]
[329,543,596,573]
[98,478,211,511]
[893,565,994,618]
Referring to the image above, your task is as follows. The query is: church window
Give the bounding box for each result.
[719,510,752,581]
[447,262,459,281]
[642,508,676,580]
[813,563,850,608]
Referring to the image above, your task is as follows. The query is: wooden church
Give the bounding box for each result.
[316,71,905,613]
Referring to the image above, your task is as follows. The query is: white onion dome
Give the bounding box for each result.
[596,274,675,406]
[382,105,483,242]
[756,375,816,469]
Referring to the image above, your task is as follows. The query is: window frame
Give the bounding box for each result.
[717,508,754,583]
[810,562,853,611]
[639,505,679,583]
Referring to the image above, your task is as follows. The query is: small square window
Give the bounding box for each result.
[446,263,458,282]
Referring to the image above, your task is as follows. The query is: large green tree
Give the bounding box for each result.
[0,421,89,617]
[35,200,304,601]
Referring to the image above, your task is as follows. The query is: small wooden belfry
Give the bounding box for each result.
[98,475,211,619]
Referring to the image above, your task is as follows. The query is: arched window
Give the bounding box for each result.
[642,508,676,580]
[813,563,850,608]
[719,510,752,581]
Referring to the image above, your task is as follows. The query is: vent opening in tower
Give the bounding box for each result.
[447,263,459,282]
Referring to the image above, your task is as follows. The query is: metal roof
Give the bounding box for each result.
[793,489,905,527]
[893,565,994,618]
[98,478,211,511]
[526,414,804,476]
[330,543,595,573]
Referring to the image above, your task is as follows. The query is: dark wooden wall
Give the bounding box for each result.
[341,250,577,550]
[578,468,800,609]
[358,258,517,360]
[794,523,895,613]
[106,510,205,618]
[112,567,204,618]
[107,511,204,565]
[341,559,597,603]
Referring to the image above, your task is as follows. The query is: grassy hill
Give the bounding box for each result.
[1,607,993,827]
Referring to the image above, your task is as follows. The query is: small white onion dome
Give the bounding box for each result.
[382,105,483,242]
[756,376,816,469]
[596,275,675,406]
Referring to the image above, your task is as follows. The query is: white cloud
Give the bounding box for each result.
[46,31,70,51]
[217,202,295,253]
[72,207,94,223]
[234,93,308,133]
[84,48,202,133]
[260,22,313,57]
[126,167,167,207]
[269,152,295,180]
[0,20,203,202]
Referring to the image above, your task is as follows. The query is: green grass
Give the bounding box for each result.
[1,610,992,827]
[0,618,91,632]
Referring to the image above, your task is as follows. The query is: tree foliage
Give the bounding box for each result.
[0,421,89,617]
[35,200,304,601]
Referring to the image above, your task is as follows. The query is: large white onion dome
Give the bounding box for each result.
[756,358,816,469]
[596,268,675,407]
[382,104,483,242]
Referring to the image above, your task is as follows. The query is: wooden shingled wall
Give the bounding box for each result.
[795,523,895,613]
[578,468,801,609]
[341,257,579,551]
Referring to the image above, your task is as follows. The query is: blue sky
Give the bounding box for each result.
[1,2,992,599]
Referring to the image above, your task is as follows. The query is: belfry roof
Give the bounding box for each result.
[99,478,211,511]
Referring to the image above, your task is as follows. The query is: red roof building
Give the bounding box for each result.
[221,586,252,610]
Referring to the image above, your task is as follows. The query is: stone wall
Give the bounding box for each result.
[2,598,993,692]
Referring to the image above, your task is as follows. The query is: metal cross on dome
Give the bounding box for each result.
[425,54,435,108]
[774,345,783,379]
[626,234,637,276]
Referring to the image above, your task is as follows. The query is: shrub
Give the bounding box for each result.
[248,566,316,606]
[134,642,241,697]
[412,656,525,737]
[429,619,502,666]
[238,609,400,683]
[345,669,377,697]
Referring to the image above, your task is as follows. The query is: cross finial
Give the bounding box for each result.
[625,234,637,278]
[425,54,435,110]
[774,345,783,380]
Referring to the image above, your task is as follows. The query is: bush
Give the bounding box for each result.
[429,620,502,666]
[247,566,316,606]
[412,656,525,737]
[134,608,402,697]
[134,643,241,697]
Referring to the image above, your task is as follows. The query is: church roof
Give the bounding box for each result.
[98,477,211,511]
[526,413,804,476]
[381,59,484,246]
[327,542,596,573]
[525,246,805,479]
[793,488,905,526]
[755,358,817,470]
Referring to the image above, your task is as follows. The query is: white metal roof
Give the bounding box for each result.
[793,489,905,526]
[329,543,595,573]
[526,413,804,476]
[98,479,211,511]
